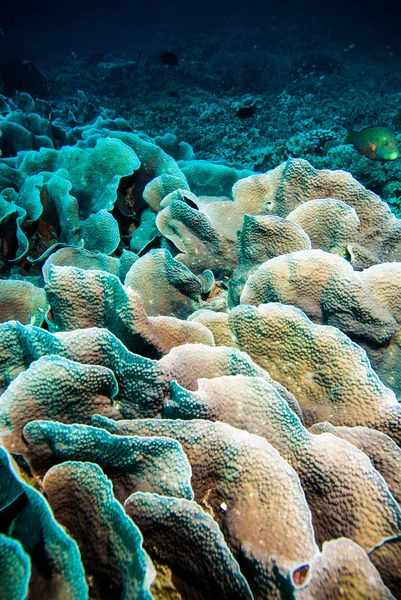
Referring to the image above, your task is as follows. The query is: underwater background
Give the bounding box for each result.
[2,0,401,211]
[1,0,401,598]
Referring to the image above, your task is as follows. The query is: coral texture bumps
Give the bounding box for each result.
[0,92,400,599]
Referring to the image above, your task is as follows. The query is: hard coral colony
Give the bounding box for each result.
[1,85,401,600]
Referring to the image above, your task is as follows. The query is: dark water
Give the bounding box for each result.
[2,0,400,58]
[2,0,401,172]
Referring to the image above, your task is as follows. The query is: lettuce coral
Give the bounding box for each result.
[229,303,401,441]
[0,354,121,453]
[309,422,401,505]
[296,538,394,600]
[240,251,401,395]
[125,492,253,599]
[94,416,319,599]
[45,265,213,356]
[0,535,30,600]
[0,446,88,598]
[1,93,401,598]
[163,374,401,591]
[43,460,155,600]
[0,279,48,325]
[23,421,193,502]
[124,249,204,318]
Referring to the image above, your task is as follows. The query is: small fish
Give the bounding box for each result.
[236,106,256,119]
[160,52,179,66]
[344,126,399,161]
[167,90,180,98]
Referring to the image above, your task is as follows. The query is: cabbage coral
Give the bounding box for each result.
[0,92,400,599]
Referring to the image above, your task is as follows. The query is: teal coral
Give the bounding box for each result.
[0,446,88,599]
[163,374,401,593]
[23,420,193,501]
[43,460,155,600]
[0,136,139,261]
[94,415,319,599]
[0,322,299,418]
[0,193,28,263]
[0,354,120,452]
[0,534,31,600]
[0,321,166,417]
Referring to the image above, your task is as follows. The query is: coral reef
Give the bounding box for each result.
[0,445,88,598]
[43,460,155,599]
[1,91,401,598]
[125,492,252,599]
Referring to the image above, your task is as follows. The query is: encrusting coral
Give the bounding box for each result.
[1,92,401,598]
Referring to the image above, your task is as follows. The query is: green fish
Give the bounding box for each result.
[344,126,399,161]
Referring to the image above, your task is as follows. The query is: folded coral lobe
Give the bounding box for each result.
[1,84,400,598]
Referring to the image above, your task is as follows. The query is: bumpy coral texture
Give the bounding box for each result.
[164,374,401,592]
[0,354,121,453]
[43,460,155,600]
[23,420,194,502]
[1,99,401,600]
[309,422,401,505]
[0,446,88,598]
[0,535,30,600]
[125,492,253,599]
[229,303,401,443]
[240,249,401,395]
[94,416,319,599]
[295,538,395,600]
